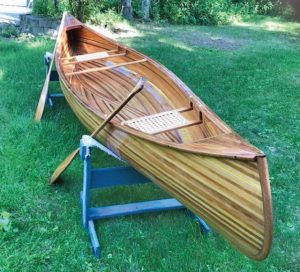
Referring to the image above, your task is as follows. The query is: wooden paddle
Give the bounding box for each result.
[50,77,146,184]
[34,12,68,122]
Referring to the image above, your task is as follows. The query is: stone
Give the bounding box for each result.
[18,14,59,37]
[31,26,41,35]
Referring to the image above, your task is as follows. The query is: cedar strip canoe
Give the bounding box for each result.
[54,13,272,260]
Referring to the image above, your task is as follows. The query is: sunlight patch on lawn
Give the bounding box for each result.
[158,38,193,52]
[232,16,300,36]
[90,22,142,40]
[0,69,3,80]
[25,39,48,49]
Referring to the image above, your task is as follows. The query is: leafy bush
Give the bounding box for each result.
[33,0,63,19]
[135,0,287,25]
[255,0,286,15]
[0,25,19,38]
[32,0,290,25]
[68,0,91,21]
[131,0,231,25]
[230,0,286,16]
[88,9,125,31]
[33,0,91,21]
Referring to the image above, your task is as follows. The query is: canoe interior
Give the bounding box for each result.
[58,26,228,144]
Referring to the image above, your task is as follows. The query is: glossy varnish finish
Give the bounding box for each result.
[55,13,272,260]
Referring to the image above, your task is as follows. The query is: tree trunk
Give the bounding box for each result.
[142,0,150,21]
[54,0,58,12]
[290,0,300,20]
[122,0,133,20]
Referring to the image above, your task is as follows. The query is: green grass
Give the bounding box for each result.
[0,17,300,271]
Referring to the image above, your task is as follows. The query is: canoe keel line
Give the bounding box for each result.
[39,13,272,260]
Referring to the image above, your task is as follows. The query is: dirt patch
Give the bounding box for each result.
[179,33,244,50]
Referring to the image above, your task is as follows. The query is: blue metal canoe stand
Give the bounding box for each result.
[44,52,64,107]
[79,135,211,258]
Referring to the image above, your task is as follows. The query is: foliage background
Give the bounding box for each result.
[33,0,291,25]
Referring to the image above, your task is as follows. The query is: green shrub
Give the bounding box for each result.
[32,0,290,25]
[67,0,91,21]
[131,0,287,25]
[89,9,125,31]
[230,0,286,16]
[33,0,62,18]
[255,0,286,15]
[0,25,19,38]
[131,0,231,25]
[33,0,91,21]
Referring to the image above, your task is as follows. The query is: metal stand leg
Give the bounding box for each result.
[88,220,100,258]
[44,52,64,107]
[79,135,211,258]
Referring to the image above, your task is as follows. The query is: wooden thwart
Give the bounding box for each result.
[122,108,201,135]
[61,49,118,61]
[63,52,127,65]
[66,59,147,76]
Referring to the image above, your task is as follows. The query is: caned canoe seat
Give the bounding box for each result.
[122,108,201,135]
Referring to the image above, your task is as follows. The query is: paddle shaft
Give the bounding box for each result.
[50,77,146,184]
[91,80,145,138]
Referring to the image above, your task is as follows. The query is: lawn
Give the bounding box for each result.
[0,17,299,271]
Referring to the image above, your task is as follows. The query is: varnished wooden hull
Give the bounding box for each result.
[60,81,272,260]
[55,13,272,260]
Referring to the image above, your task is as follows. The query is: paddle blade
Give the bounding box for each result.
[34,78,50,122]
[50,147,80,184]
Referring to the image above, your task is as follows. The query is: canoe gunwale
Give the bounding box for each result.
[56,27,265,160]
[57,70,264,160]
[251,157,272,260]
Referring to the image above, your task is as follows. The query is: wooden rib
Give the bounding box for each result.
[77,71,183,143]
[70,59,193,142]
[66,59,147,76]
[63,52,126,65]
[176,106,193,113]
[60,49,118,61]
